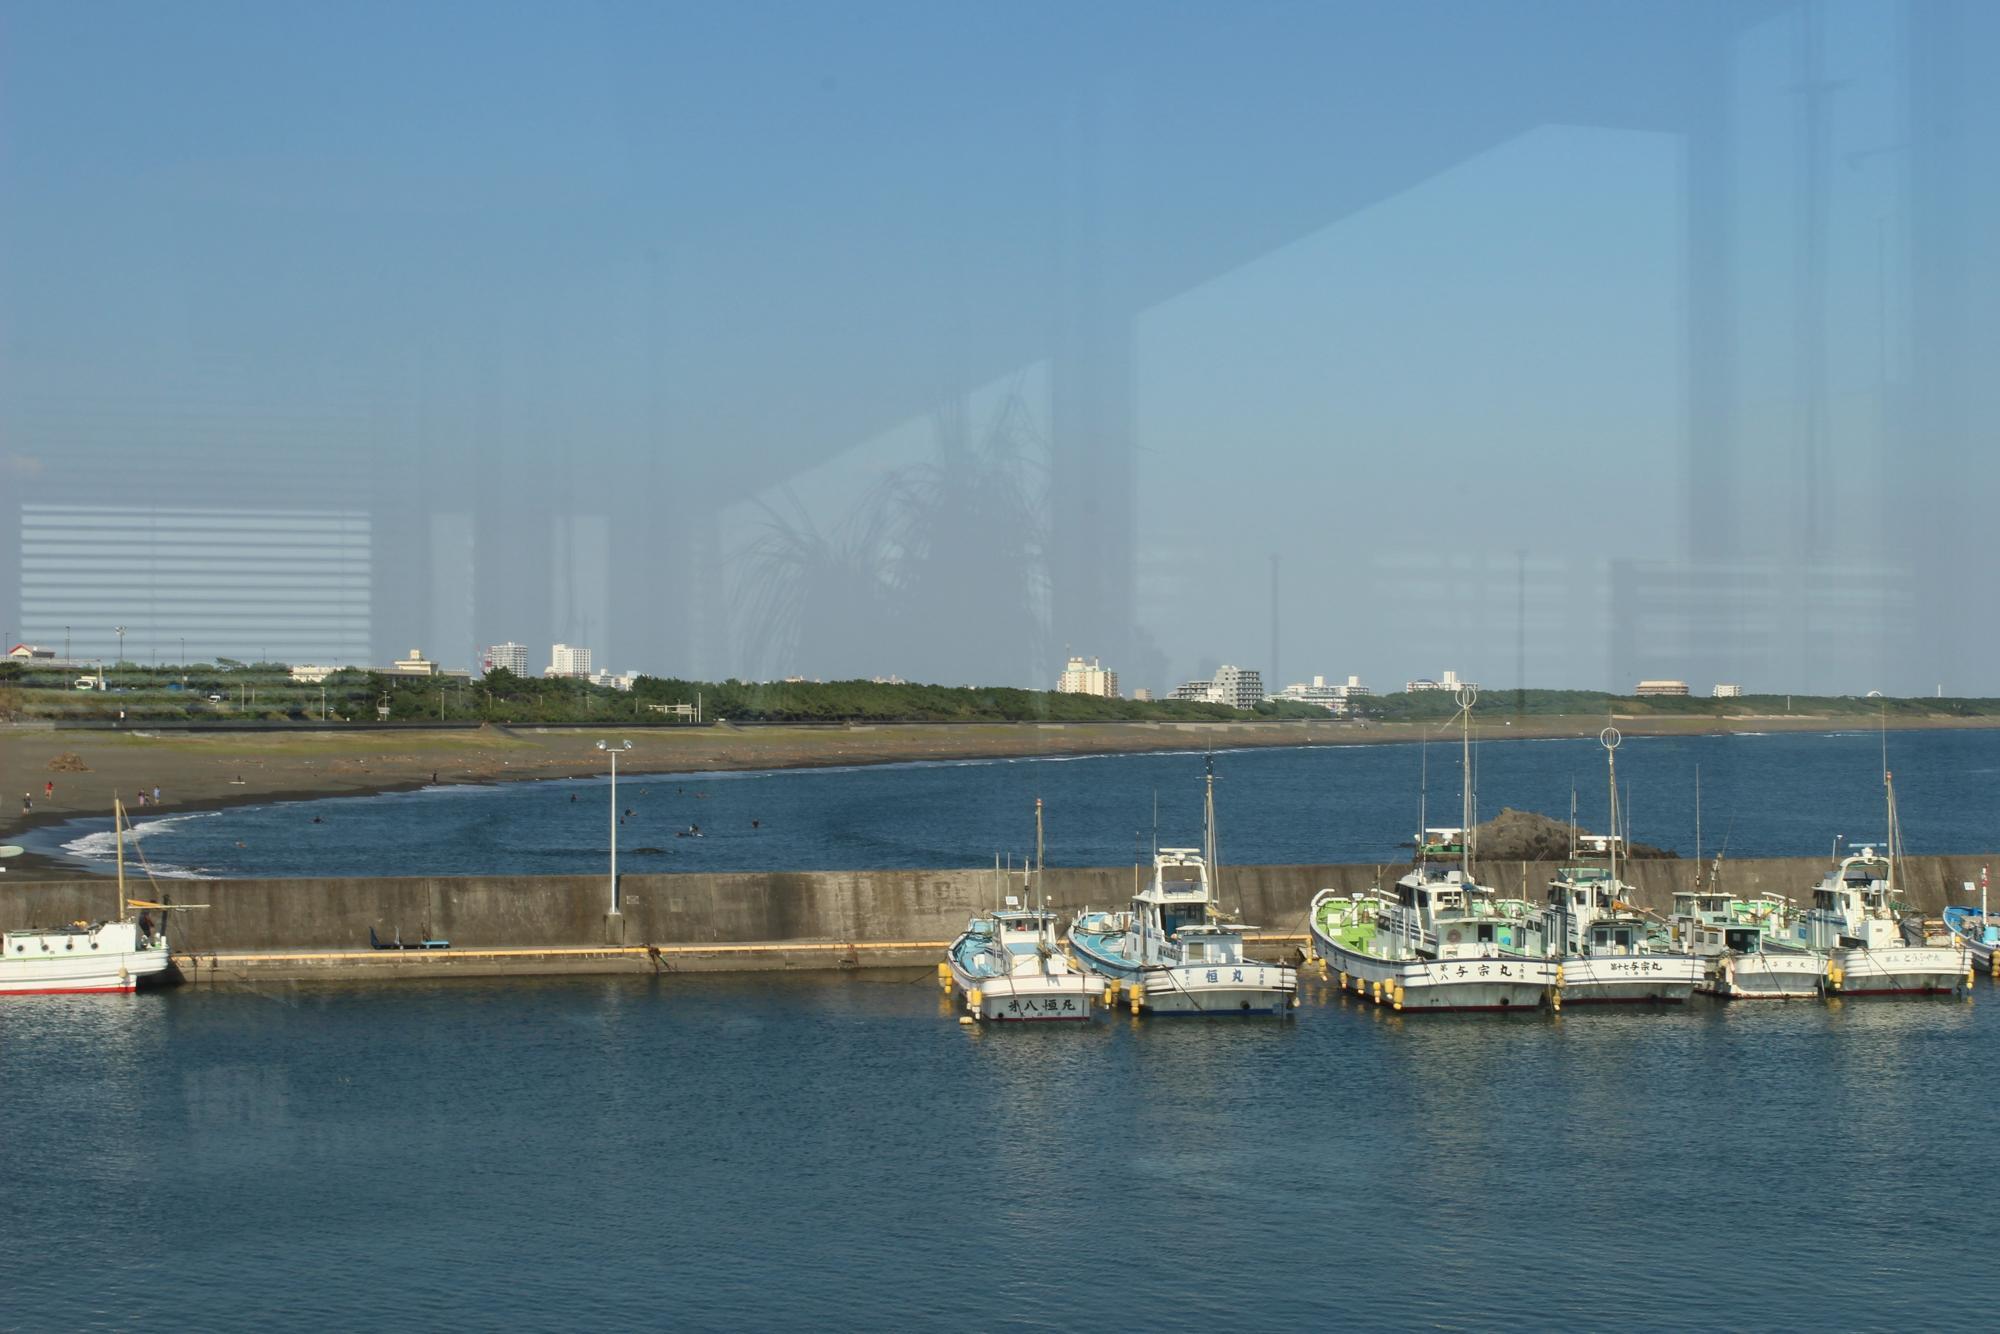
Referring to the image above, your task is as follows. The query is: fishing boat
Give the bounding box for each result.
[940,801,1104,1021]
[1307,687,1554,1012]
[1,799,176,995]
[1795,757,1967,997]
[1671,882,1826,999]
[1799,850,1966,997]
[943,900,1104,1022]
[1539,731,1702,1005]
[1067,761,1297,1016]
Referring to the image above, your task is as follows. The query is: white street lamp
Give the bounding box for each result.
[596,740,633,916]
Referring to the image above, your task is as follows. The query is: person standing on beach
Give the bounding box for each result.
[21,792,30,814]
[152,785,161,804]
[44,780,53,798]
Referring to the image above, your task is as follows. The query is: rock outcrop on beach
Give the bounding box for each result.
[1468,807,1678,861]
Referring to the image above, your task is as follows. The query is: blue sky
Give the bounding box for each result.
[3,1,1994,694]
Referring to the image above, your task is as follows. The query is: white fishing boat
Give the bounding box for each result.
[939,801,1104,1021]
[1,800,176,996]
[1540,731,1701,1006]
[1799,852,1966,997]
[1680,895,1826,1000]
[1307,687,1554,1012]
[1068,760,1297,1016]
[1796,759,1967,998]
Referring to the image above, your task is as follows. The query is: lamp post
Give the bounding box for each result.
[596,740,632,916]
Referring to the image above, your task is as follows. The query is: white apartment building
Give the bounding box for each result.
[1634,679,1690,697]
[1273,674,1370,714]
[290,664,337,684]
[547,643,593,678]
[1173,665,1264,710]
[484,642,528,675]
[1406,669,1478,694]
[1711,683,1744,698]
[1056,655,1120,698]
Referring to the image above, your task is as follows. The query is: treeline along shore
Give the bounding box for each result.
[4,855,1993,984]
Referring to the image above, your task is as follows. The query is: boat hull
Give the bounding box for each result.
[1700,950,1825,1000]
[1067,933,1295,1015]
[1555,953,1703,1004]
[1121,963,1296,1016]
[1827,944,1967,997]
[945,959,1101,1021]
[0,948,173,995]
[1311,929,1551,1012]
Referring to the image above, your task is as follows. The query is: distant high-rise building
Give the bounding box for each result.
[1056,655,1119,698]
[484,642,528,675]
[1634,679,1690,697]
[548,643,593,678]
[1710,683,1744,698]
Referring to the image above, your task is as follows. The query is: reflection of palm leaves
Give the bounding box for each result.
[739,485,900,679]
[888,383,1049,682]
[738,380,1049,682]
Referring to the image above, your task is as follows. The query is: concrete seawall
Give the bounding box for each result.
[6,855,1991,982]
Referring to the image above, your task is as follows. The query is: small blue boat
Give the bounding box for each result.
[943,903,1104,1022]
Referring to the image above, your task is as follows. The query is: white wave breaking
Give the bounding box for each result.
[60,809,221,879]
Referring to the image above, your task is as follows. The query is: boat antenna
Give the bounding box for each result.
[1602,728,1622,891]
[1694,763,1702,865]
[1152,788,1159,856]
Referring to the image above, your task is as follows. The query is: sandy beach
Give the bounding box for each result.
[6,713,1998,878]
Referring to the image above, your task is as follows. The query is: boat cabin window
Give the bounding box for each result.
[1161,906,1205,936]
[1725,927,1759,951]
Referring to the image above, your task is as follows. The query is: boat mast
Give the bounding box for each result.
[114,796,127,919]
[1602,728,1622,891]
[1694,763,1702,866]
[1457,685,1477,877]
[1203,753,1219,910]
[1568,783,1577,861]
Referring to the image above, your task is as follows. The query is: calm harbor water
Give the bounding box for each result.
[27,727,2000,879]
[3,973,1991,1331]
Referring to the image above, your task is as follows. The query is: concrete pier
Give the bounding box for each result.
[5,855,1989,983]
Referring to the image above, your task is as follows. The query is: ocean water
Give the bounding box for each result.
[26,728,2000,879]
[1,973,1989,1331]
